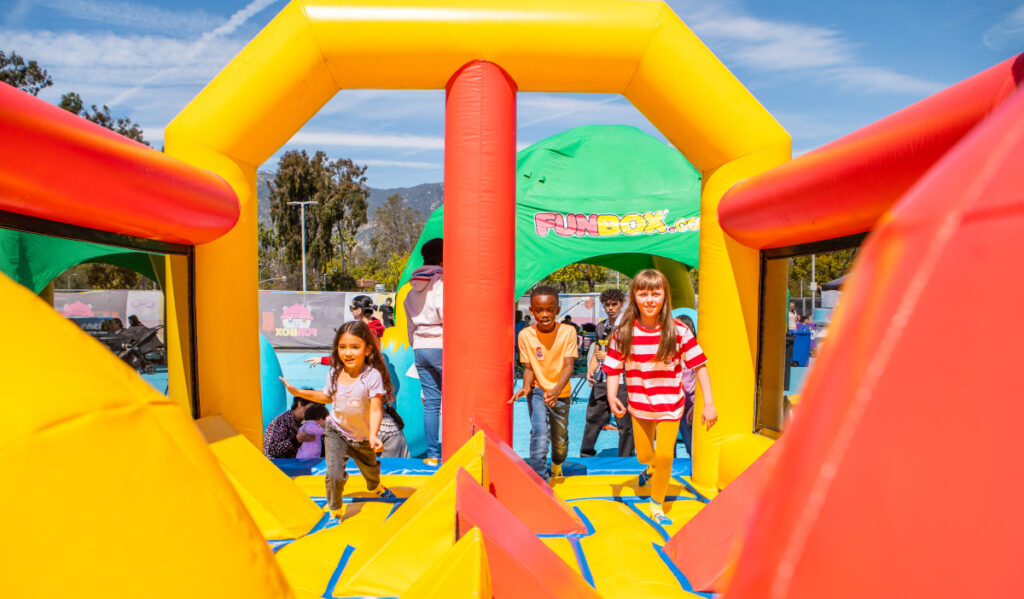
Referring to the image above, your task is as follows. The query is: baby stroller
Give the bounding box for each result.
[118,325,167,374]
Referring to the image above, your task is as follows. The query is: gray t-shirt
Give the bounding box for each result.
[323,365,385,442]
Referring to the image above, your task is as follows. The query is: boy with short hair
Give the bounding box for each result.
[510,286,578,480]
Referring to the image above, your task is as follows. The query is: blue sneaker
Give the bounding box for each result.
[374,485,398,501]
[638,467,653,487]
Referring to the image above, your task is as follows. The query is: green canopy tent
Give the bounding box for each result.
[399,125,702,303]
[0,228,163,294]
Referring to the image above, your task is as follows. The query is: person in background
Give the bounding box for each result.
[788,301,799,332]
[264,395,315,459]
[562,314,581,336]
[677,314,698,460]
[404,238,444,466]
[580,288,633,458]
[296,403,329,459]
[351,295,385,339]
[380,297,395,328]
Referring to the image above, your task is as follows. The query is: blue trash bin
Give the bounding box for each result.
[792,329,811,366]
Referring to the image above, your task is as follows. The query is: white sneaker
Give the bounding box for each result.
[423,457,439,467]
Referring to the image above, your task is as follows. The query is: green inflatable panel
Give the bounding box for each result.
[399,125,701,300]
[0,228,162,294]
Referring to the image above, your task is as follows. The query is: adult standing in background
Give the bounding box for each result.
[404,238,444,465]
[381,297,396,328]
[579,289,634,457]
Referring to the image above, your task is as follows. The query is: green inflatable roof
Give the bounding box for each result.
[399,125,701,297]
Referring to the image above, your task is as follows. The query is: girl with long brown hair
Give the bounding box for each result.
[281,320,398,516]
[602,269,718,525]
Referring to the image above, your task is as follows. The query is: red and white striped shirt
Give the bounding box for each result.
[602,319,708,421]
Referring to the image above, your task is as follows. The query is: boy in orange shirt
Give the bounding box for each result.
[510,286,578,480]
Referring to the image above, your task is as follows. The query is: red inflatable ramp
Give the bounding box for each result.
[724,88,1024,598]
[455,469,600,599]
[477,424,586,534]
[664,443,779,593]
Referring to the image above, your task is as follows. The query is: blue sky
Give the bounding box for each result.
[4,0,1023,188]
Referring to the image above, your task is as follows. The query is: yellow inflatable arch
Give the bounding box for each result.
[166,0,790,490]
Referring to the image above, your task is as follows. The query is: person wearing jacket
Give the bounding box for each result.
[404,238,444,464]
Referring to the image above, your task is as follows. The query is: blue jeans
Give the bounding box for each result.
[415,348,443,459]
[527,388,570,479]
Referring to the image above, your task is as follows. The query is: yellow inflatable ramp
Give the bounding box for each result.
[0,273,291,598]
[196,415,323,540]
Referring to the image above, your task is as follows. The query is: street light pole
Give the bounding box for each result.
[287,201,316,292]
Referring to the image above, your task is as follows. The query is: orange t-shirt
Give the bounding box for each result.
[517,323,579,398]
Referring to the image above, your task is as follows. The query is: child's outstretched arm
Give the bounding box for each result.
[279,377,331,404]
[368,394,384,452]
[694,365,718,429]
[509,364,535,403]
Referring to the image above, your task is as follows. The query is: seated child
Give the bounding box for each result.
[510,286,578,481]
[296,403,329,459]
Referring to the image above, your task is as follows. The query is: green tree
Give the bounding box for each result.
[369,193,425,260]
[0,50,52,95]
[577,263,608,293]
[59,92,149,146]
[266,150,369,289]
[788,248,858,296]
[546,264,584,293]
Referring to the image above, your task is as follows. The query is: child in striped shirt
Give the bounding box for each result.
[603,269,718,525]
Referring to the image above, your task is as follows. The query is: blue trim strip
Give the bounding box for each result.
[569,537,596,588]
[672,476,710,504]
[307,511,333,535]
[626,502,670,542]
[652,542,696,593]
[534,506,600,539]
[322,545,355,599]
[573,505,596,536]
[564,495,699,504]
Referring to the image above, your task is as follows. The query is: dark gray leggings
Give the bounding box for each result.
[324,422,381,510]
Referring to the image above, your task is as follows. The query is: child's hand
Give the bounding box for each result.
[686,405,694,425]
[543,389,559,406]
[586,369,596,384]
[303,357,321,368]
[508,387,528,404]
[369,435,384,452]
[608,397,626,418]
[279,376,299,395]
[702,405,718,430]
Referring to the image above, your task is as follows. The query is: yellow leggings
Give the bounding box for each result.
[632,418,681,504]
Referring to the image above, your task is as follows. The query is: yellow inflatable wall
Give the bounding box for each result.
[165,0,790,489]
[0,273,292,598]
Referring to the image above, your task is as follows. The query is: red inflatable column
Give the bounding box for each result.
[442,61,517,459]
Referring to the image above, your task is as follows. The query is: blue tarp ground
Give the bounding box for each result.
[271,456,693,478]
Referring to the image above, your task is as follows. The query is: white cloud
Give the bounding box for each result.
[288,131,444,151]
[13,0,221,35]
[983,5,1024,50]
[518,93,634,127]
[358,159,441,169]
[107,0,282,106]
[671,0,944,95]
[5,0,32,26]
